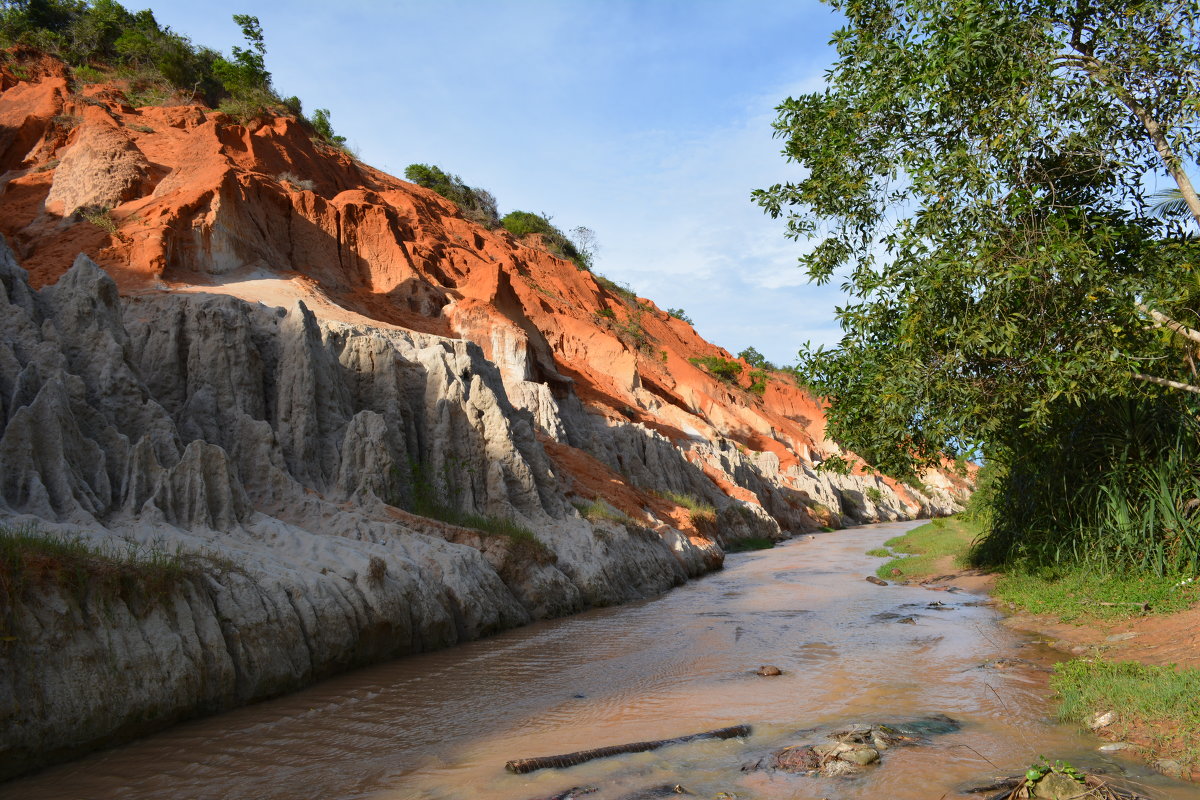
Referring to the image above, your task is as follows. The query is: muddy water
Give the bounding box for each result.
[7,522,1200,800]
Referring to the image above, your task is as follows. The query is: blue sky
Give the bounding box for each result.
[146,0,847,365]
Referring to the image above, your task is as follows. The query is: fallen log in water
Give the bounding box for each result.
[505,724,752,774]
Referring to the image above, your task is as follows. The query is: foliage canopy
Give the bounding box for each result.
[755,0,1200,480]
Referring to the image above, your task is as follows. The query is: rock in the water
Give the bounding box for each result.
[771,745,821,772]
[1089,710,1116,729]
[756,665,783,676]
[1030,772,1089,799]
[865,575,888,586]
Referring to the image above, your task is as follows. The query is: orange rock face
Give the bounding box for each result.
[0,51,971,534]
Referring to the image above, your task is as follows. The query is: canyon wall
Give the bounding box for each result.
[0,51,972,779]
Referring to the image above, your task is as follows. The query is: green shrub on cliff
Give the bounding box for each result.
[404,164,500,229]
[688,355,742,383]
[501,210,589,269]
[0,3,347,143]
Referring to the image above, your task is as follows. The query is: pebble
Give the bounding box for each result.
[1104,632,1138,642]
[1098,742,1132,752]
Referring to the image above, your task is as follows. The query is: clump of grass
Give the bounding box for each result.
[596,274,638,303]
[655,490,717,522]
[127,123,155,133]
[575,499,635,527]
[873,516,980,579]
[418,500,553,564]
[865,547,891,558]
[1052,659,1200,769]
[994,568,1199,622]
[407,465,554,564]
[865,486,884,504]
[366,555,387,584]
[78,204,119,235]
[0,522,203,614]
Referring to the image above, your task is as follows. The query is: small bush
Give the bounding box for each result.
[71,63,108,86]
[688,355,743,383]
[667,308,693,324]
[79,204,119,234]
[309,107,346,147]
[865,486,884,504]
[51,113,81,130]
[748,368,768,395]
[595,308,616,319]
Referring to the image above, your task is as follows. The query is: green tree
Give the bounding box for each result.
[310,107,346,147]
[755,0,1200,479]
[212,13,269,97]
[756,0,1200,570]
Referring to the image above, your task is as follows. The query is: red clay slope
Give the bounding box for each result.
[0,51,972,526]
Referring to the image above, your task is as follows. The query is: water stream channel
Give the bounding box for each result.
[7,521,1200,799]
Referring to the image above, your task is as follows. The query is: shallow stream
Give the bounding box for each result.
[7,521,1200,799]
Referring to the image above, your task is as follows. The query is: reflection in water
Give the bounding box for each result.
[6,522,1199,800]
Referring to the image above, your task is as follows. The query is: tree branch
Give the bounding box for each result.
[1133,372,1200,395]
[1137,304,1200,345]
[1062,51,1200,229]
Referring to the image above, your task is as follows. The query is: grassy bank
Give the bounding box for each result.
[1053,659,1200,773]
[869,516,979,579]
[0,522,210,614]
[865,516,1200,776]
[868,517,1200,619]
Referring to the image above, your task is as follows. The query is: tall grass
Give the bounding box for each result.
[0,522,205,613]
[1052,659,1200,768]
[973,398,1200,577]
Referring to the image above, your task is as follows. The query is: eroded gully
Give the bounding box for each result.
[6,521,1200,800]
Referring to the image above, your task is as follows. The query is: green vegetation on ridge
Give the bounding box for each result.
[0,1,349,146]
